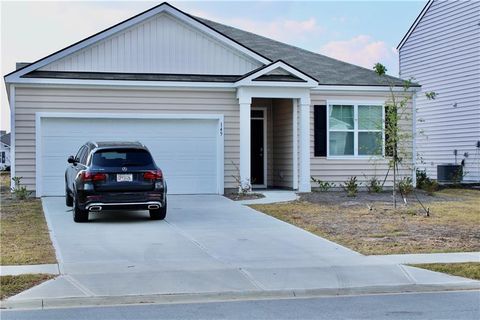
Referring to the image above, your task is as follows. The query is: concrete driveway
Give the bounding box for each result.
[9,195,479,304]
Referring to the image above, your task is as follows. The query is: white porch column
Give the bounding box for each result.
[239,98,252,191]
[299,98,311,192]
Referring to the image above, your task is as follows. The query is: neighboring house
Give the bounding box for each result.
[398,0,480,182]
[0,131,11,171]
[4,2,417,196]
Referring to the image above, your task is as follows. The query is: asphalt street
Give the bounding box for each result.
[2,290,479,320]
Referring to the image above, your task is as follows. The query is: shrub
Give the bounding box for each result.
[11,176,32,200]
[397,177,414,196]
[231,161,251,195]
[310,177,335,192]
[415,170,439,195]
[416,169,428,189]
[423,179,439,196]
[342,176,359,197]
[366,176,383,193]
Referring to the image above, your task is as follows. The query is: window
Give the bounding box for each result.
[328,103,384,157]
[75,146,88,164]
[92,149,154,167]
[0,151,4,164]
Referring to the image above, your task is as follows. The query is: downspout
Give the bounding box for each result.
[8,85,15,186]
[412,90,417,187]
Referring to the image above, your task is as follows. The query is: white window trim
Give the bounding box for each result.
[326,100,385,160]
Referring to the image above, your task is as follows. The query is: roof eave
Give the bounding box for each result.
[397,0,434,50]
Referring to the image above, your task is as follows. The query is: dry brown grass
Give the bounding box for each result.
[0,172,57,265]
[411,263,480,280]
[251,189,480,255]
[0,274,55,300]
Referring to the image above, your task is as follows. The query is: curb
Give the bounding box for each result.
[2,282,479,310]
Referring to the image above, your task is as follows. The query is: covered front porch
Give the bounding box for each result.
[237,87,312,193]
[234,60,318,193]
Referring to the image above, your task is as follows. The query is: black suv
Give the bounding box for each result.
[65,141,167,222]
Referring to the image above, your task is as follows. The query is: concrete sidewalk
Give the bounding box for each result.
[0,264,60,276]
[3,251,478,276]
[237,190,298,205]
[2,196,478,310]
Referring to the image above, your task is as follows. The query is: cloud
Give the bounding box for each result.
[229,17,323,43]
[319,35,398,73]
[188,9,324,44]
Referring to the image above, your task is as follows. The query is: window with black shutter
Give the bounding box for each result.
[314,105,327,157]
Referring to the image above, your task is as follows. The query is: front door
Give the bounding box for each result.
[251,109,265,186]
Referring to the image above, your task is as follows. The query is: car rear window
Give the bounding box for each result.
[92,149,154,167]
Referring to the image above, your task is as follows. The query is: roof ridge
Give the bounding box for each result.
[196,16,406,84]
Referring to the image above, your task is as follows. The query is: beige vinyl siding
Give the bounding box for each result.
[272,99,293,188]
[309,91,413,187]
[14,86,240,192]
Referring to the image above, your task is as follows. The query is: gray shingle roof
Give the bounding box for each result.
[9,2,415,87]
[0,132,10,146]
[198,17,413,87]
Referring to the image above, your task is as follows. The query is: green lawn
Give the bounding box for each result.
[1,173,57,265]
[0,274,55,300]
[251,188,480,255]
[411,263,480,280]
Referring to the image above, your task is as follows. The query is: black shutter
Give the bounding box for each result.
[314,105,327,157]
[385,105,397,157]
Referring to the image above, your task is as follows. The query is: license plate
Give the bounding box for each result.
[117,174,133,182]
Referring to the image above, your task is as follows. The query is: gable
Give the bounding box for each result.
[252,67,304,82]
[235,60,317,87]
[397,0,434,50]
[39,12,262,75]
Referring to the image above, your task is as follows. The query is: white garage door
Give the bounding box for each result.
[39,116,220,196]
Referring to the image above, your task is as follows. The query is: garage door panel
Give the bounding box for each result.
[40,117,219,196]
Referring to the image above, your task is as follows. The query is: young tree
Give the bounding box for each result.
[373,63,435,209]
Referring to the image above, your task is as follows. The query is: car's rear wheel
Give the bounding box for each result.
[73,194,89,223]
[65,188,73,207]
[150,199,167,220]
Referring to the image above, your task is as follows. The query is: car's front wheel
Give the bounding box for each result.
[73,194,89,223]
[150,199,167,220]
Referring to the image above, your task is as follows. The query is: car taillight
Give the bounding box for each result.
[143,170,163,181]
[81,171,107,182]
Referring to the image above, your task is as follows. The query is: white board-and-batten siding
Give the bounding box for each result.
[14,87,240,192]
[39,12,261,75]
[399,0,480,181]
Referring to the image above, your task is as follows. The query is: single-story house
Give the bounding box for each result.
[398,0,480,182]
[4,2,417,196]
[0,131,11,171]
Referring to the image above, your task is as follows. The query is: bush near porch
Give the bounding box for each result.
[250,188,480,255]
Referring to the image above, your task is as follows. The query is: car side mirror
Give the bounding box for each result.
[67,155,77,165]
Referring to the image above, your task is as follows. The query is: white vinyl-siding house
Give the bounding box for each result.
[398,0,480,182]
[5,2,416,196]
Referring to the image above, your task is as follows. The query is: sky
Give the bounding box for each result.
[0,0,427,131]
